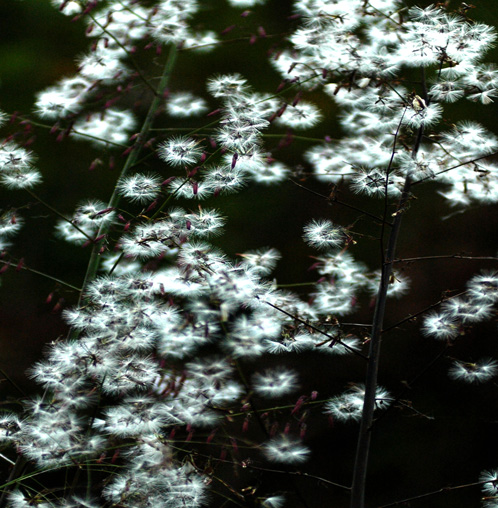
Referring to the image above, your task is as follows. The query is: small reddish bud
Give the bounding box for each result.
[242,418,250,433]
[145,200,158,214]
[122,145,134,156]
[16,258,24,272]
[88,158,103,171]
[300,423,307,439]
[276,81,287,93]
[277,104,287,117]
[221,25,236,35]
[258,26,267,37]
[96,207,114,217]
[52,298,65,313]
[161,177,176,186]
[270,422,279,437]
[291,396,306,415]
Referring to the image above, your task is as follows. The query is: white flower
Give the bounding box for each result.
[166,91,208,117]
[117,173,162,204]
[448,358,498,384]
[72,109,137,146]
[207,73,248,98]
[158,136,204,167]
[303,219,346,250]
[262,435,310,464]
[275,101,322,129]
[252,368,299,398]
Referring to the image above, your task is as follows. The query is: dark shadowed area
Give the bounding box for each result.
[0,1,498,507]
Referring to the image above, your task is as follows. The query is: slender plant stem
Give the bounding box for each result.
[349,175,412,508]
[0,43,180,508]
[24,189,93,242]
[350,118,425,508]
[0,259,81,292]
[76,43,178,307]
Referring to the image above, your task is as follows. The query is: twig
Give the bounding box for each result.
[0,259,81,292]
[377,479,487,507]
[261,299,369,360]
[290,179,390,225]
[350,75,426,508]
[394,254,498,263]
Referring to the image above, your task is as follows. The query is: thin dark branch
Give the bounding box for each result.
[377,480,487,508]
[371,345,447,427]
[394,254,498,263]
[247,464,351,491]
[381,290,467,334]
[261,299,369,360]
[350,73,427,507]
[289,179,391,226]
[412,150,498,186]
[0,259,82,292]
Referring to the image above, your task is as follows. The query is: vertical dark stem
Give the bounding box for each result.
[350,119,424,508]
[0,43,180,508]
[77,43,178,307]
[349,174,411,508]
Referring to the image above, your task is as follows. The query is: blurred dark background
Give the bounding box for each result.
[1,0,498,507]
